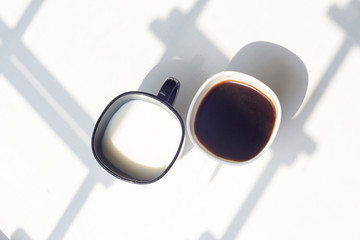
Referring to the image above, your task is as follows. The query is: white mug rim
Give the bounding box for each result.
[186,71,282,166]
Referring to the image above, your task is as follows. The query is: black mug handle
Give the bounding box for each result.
[157,77,180,106]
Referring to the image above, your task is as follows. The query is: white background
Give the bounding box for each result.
[1,0,360,239]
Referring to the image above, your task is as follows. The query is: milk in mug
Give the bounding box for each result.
[102,99,182,181]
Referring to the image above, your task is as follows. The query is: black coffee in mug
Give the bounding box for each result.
[194,80,276,162]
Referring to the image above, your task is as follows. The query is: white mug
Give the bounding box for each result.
[187,71,281,165]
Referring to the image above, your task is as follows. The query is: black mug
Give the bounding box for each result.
[92,78,185,184]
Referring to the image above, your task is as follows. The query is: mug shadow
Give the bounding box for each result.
[228,41,308,126]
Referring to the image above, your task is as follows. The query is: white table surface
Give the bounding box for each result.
[1,0,360,239]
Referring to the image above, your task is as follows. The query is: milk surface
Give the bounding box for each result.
[102,99,182,181]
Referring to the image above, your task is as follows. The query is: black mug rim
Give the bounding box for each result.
[91,91,185,184]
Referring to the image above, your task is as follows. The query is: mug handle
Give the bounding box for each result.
[157,77,180,106]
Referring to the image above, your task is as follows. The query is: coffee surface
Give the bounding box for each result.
[194,80,276,162]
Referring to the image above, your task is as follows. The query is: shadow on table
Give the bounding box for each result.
[10,229,31,240]
[2,0,357,238]
[0,230,9,240]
